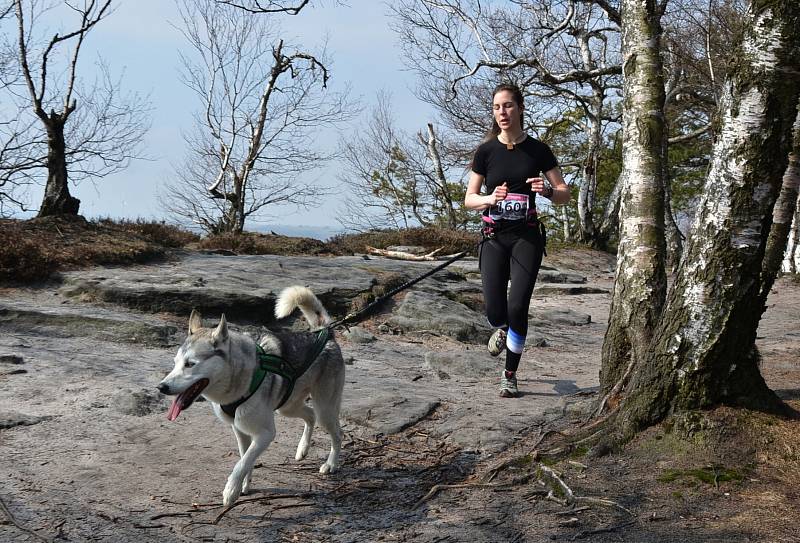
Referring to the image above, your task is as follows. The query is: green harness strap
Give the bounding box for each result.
[220,327,331,417]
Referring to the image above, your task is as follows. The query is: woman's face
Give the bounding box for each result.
[493,90,522,131]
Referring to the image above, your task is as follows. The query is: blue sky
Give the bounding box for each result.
[21,0,438,233]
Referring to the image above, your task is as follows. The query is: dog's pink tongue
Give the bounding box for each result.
[167,396,183,421]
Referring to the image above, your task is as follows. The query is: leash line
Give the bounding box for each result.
[329,250,470,329]
[222,251,469,415]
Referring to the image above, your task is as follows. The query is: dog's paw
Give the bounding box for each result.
[319,462,337,475]
[242,473,252,495]
[295,442,310,461]
[223,481,242,507]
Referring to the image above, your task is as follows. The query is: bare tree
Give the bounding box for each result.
[164,0,353,234]
[338,92,470,232]
[0,1,16,87]
[8,0,149,216]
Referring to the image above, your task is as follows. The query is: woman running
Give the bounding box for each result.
[464,83,571,397]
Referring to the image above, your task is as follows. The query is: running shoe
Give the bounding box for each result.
[488,328,507,357]
[500,370,519,398]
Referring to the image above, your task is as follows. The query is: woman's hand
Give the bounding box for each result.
[489,182,508,205]
[526,177,551,198]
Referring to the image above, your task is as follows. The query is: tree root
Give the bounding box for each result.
[537,464,634,515]
[570,519,637,540]
[209,492,314,524]
[415,458,633,521]
[412,474,538,510]
[594,358,636,418]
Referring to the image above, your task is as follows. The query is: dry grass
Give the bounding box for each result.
[1,219,580,284]
[0,216,198,284]
[196,231,330,255]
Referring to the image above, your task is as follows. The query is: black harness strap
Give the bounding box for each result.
[220,327,332,417]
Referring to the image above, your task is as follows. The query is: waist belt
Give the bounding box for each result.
[481,216,547,256]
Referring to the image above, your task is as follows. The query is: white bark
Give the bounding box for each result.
[602,0,667,376]
[677,10,794,361]
[784,192,800,273]
[781,109,800,273]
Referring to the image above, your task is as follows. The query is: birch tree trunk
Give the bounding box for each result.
[599,0,667,396]
[662,119,683,273]
[761,148,799,299]
[784,194,800,273]
[561,206,572,242]
[607,1,800,440]
[577,88,605,244]
[596,168,625,250]
[774,105,800,275]
[762,101,800,297]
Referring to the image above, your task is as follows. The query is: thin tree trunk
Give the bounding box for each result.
[662,118,683,272]
[599,0,667,396]
[784,193,800,273]
[609,1,800,440]
[761,106,800,300]
[577,90,603,244]
[577,148,598,242]
[561,205,571,241]
[38,118,80,217]
[596,168,625,250]
[426,123,458,229]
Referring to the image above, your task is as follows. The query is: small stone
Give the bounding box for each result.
[112,389,169,417]
[342,326,376,344]
[0,411,49,430]
[0,355,23,365]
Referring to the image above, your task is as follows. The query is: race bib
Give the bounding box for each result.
[489,193,529,221]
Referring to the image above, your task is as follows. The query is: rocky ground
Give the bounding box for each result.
[1,247,798,542]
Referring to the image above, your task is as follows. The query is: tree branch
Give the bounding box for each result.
[215,0,309,14]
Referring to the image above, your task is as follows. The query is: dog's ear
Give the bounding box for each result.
[188,309,203,335]
[212,314,228,344]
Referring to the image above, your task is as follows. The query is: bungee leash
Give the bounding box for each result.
[328,250,470,330]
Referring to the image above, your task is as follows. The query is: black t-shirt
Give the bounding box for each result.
[471,136,559,200]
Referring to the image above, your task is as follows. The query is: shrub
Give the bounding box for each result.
[197,231,329,255]
[96,218,200,247]
[0,224,55,283]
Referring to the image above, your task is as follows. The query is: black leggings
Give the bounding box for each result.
[479,224,544,372]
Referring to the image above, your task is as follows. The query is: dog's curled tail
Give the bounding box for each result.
[275,286,331,329]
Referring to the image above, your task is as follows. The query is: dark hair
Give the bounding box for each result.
[483,83,525,142]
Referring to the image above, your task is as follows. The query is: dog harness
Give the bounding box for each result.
[220,327,332,417]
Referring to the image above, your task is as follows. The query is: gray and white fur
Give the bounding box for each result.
[157,286,345,507]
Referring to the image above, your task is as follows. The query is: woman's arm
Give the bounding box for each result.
[464,171,507,210]
[527,167,571,205]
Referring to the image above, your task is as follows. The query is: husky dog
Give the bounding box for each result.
[157,286,345,506]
